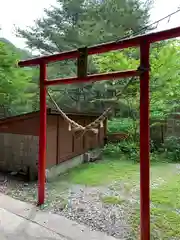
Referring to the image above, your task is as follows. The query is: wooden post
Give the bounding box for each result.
[38,62,47,205]
[140,41,150,240]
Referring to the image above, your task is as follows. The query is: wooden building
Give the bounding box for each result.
[0,108,107,179]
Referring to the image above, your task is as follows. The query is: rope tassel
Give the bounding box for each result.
[47,78,134,137]
[68,124,72,131]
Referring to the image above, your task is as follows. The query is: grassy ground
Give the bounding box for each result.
[3,157,180,239]
[58,157,139,186]
[58,158,180,239]
[150,169,180,239]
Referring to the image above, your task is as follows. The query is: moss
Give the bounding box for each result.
[101,195,125,205]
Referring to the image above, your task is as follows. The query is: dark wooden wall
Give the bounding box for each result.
[48,114,106,165]
[0,112,106,170]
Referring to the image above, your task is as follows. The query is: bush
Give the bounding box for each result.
[103,141,162,162]
[163,136,180,162]
[108,118,134,134]
[103,140,139,161]
[103,143,121,157]
[105,118,180,163]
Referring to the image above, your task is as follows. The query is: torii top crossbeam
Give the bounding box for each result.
[18,26,180,240]
[19,26,180,67]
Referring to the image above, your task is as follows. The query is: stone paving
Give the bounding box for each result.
[0,193,117,240]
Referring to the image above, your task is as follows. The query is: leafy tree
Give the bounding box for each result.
[0,41,37,115]
[150,40,180,119]
[16,0,152,112]
[94,40,180,137]
[0,38,33,60]
[17,0,152,54]
[93,48,139,110]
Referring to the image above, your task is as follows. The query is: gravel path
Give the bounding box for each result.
[57,184,134,239]
[0,173,138,239]
[1,164,179,239]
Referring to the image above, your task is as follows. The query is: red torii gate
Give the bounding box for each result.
[19,26,180,240]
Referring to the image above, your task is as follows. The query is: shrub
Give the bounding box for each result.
[108,118,134,134]
[103,141,162,162]
[163,136,180,162]
[103,140,139,161]
[103,143,121,157]
[105,118,180,163]
[108,117,139,141]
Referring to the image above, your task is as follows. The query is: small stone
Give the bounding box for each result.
[59,206,65,211]
[10,171,18,176]
[77,207,84,212]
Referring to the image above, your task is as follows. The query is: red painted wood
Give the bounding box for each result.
[140,41,150,240]
[45,70,139,86]
[19,26,180,67]
[18,26,180,228]
[38,63,47,205]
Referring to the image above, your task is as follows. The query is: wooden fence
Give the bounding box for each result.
[107,132,129,143]
[150,118,180,145]
[107,118,180,145]
[0,133,38,179]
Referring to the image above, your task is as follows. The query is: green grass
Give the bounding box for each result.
[149,169,180,239]
[101,195,125,205]
[52,158,180,239]
[151,174,180,209]
[130,163,180,239]
[59,157,139,186]
[150,208,180,239]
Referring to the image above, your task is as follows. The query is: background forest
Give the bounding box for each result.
[1,0,180,160]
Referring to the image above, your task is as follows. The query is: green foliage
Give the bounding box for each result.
[101,195,125,205]
[103,141,139,160]
[16,0,152,112]
[150,40,180,120]
[93,49,140,110]
[94,49,139,72]
[95,40,180,120]
[163,136,180,162]
[96,40,180,164]
[108,117,135,133]
[17,0,151,53]
[0,41,37,115]
[0,37,32,60]
[103,136,180,163]
[103,140,169,163]
[103,143,121,156]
